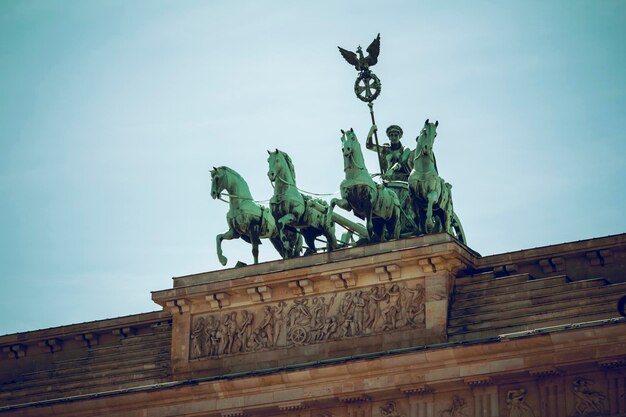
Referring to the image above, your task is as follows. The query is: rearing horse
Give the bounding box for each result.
[330,129,400,242]
[408,119,453,234]
[210,166,295,266]
[267,149,337,255]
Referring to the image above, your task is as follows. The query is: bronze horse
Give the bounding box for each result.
[267,149,337,255]
[210,166,300,265]
[331,129,400,242]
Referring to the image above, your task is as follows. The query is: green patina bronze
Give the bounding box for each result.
[408,120,466,243]
[365,123,420,237]
[210,166,301,266]
[267,149,338,255]
[338,33,382,104]
[208,34,467,266]
[366,124,414,182]
[330,129,401,242]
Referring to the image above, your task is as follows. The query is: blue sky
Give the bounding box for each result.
[1,1,625,335]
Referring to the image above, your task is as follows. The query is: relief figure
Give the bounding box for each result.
[221,313,237,354]
[259,306,275,347]
[341,314,356,337]
[238,310,254,352]
[273,301,286,346]
[400,283,425,327]
[352,290,366,335]
[287,299,312,327]
[440,395,468,417]
[206,316,221,357]
[506,389,534,417]
[320,317,338,340]
[380,400,406,417]
[190,317,205,359]
[365,285,387,331]
[312,294,336,328]
[573,377,605,416]
[340,292,355,318]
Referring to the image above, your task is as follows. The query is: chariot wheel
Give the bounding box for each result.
[450,212,466,245]
[288,325,309,345]
[354,71,381,102]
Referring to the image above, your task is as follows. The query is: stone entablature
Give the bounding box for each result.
[152,234,473,377]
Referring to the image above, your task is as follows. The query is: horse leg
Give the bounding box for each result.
[389,204,401,240]
[278,213,297,230]
[323,223,337,251]
[330,198,351,212]
[444,186,453,234]
[367,206,376,241]
[251,238,259,265]
[303,230,317,256]
[216,228,238,266]
[426,191,438,233]
[277,214,297,257]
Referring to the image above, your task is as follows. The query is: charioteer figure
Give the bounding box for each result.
[365,124,415,182]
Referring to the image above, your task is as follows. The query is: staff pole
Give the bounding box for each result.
[368,102,385,176]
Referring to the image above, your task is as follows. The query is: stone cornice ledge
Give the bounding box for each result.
[151,234,475,307]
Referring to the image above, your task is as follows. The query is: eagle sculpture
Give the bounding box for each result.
[338,33,381,72]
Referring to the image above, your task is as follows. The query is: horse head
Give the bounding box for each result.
[340,128,358,158]
[267,149,295,184]
[210,166,223,199]
[416,119,439,157]
[267,149,279,182]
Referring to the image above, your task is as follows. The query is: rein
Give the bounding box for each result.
[345,150,366,171]
[270,175,339,197]
[217,193,271,204]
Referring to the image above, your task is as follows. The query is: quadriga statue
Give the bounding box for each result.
[210,166,301,266]
[330,128,400,242]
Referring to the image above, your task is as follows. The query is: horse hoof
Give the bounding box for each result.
[219,256,228,266]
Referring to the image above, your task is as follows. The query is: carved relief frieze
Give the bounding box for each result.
[189,282,425,359]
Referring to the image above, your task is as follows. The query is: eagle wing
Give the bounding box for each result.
[338,46,359,68]
[365,33,381,66]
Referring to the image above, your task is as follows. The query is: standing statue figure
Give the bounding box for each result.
[366,124,414,181]
[330,128,401,242]
[210,166,301,266]
[365,124,421,237]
